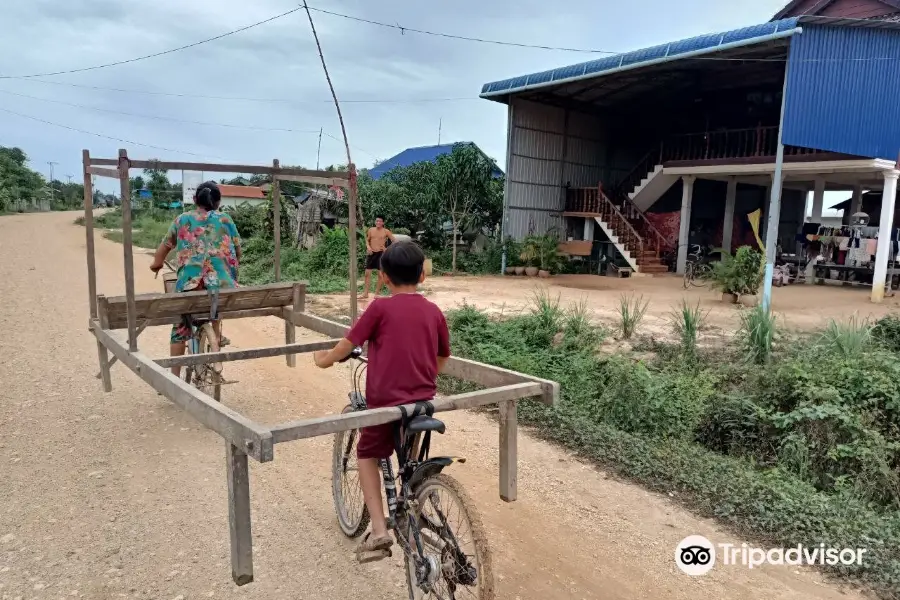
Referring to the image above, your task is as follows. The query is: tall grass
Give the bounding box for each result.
[618,293,649,340]
[820,315,872,357]
[670,299,707,356]
[738,305,776,364]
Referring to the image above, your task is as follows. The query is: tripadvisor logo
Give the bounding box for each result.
[675,536,867,575]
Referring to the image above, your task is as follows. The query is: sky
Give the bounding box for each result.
[0,0,793,195]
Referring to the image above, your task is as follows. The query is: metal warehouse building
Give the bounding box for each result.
[480,5,900,302]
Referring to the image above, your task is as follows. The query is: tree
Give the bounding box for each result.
[433,145,499,273]
[0,146,44,212]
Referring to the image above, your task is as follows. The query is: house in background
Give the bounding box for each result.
[218,184,267,208]
[368,142,505,180]
[481,0,900,300]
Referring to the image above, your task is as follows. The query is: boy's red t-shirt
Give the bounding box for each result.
[347,294,450,408]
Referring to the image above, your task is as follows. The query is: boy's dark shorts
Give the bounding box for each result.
[365,251,383,271]
[357,424,395,459]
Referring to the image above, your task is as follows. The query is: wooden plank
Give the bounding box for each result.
[226,442,254,586]
[89,157,118,166]
[118,149,138,352]
[82,150,98,320]
[273,159,281,282]
[285,311,560,405]
[274,174,349,186]
[285,284,301,368]
[96,296,113,393]
[90,322,274,462]
[125,160,346,180]
[270,382,542,444]
[348,165,359,323]
[132,308,283,328]
[499,400,517,502]
[154,339,341,368]
[86,166,120,179]
[96,320,148,378]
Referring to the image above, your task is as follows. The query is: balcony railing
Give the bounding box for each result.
[661,126,817,163]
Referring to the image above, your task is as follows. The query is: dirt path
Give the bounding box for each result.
[312,268,900,344]
[0,211,872,599]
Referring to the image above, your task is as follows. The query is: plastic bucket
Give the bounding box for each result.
[424,258,433,276]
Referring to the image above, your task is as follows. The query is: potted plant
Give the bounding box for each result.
[709,246,764,304]
[520,236,541,277]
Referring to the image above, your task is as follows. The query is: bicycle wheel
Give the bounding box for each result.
[404,474,494,600]
[691,263,711,288]
[191,323,223,401]
[332,405,369,538]
[683,262,694,289]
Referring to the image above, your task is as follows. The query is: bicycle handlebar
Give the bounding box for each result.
[338,346,365,363]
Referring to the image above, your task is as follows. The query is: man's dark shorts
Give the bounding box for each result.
[366,251,383,271]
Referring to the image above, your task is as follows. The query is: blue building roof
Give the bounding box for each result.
[368,143,504,180]
[481,18,802,99]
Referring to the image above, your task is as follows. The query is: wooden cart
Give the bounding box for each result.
[82,149,560,586]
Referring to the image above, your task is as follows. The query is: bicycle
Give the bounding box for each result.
[156,260,225,401]
[683,244,712,289]
[331,347,494,600]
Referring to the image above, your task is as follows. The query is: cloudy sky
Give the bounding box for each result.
[1,0,789,193]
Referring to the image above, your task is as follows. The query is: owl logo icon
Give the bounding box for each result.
[675,535,716,575]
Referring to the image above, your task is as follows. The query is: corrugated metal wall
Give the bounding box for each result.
[504,99,608,239]
[783,24,900,160]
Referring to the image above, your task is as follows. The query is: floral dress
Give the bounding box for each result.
[163,210,241,342]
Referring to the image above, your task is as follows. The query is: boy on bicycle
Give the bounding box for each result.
[313,241,450,561]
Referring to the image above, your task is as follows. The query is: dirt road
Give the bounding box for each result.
[0,211,871,599]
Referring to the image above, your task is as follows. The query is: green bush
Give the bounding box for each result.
[874,315,900,353]
[710,246,764,296]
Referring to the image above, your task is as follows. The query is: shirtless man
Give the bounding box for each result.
[362,216,393,299]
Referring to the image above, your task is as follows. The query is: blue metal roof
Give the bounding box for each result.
[480,18,801,98]
[368,143,504,180]
[782,23,900,160]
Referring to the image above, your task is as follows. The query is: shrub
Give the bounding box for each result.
[873,314,900,353]
[670,299,707,358]
[710,246,764,296]
[737,305,776,364]
[618,293,649,340]
[820,315,873,358]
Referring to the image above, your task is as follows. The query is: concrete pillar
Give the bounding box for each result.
[851,184,863,216]
[722,177,737,253]
[676,176,696,274]
[872,170,899,303]
[812,177,825,221]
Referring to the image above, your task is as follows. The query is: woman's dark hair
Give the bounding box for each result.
[195,181,221,210]
[380,241,424,285]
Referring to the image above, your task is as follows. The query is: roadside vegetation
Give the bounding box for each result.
[443,298,900,598]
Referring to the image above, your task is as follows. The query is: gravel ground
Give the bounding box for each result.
[0,211,873,599]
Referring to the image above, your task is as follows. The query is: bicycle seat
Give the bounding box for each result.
[406,415,445,435]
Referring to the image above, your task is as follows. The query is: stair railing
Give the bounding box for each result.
[596,184,644,262]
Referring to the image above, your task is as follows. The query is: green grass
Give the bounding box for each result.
[617,293,649,340]
[442,303,900,598]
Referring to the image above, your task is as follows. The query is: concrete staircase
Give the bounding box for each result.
[627,165,679,212]
[591,216,668,274]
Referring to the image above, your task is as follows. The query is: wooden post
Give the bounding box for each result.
[82,150,99,319]
[348,164,359,323]
[226,442,254,585]
[96,295,113,392]
[117,149,138,352]
[272,159,281,282]
[285,283,303,367]
[499,400,517,502]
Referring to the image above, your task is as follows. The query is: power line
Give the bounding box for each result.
[6,78,480,105]
[0,89,322,133]
[305,5,619,54]
[0,106,220,158]
[0,7,303,79]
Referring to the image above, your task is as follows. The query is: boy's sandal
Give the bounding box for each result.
[355,532,393,563]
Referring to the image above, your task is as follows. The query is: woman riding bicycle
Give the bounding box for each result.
[149,181,242,375]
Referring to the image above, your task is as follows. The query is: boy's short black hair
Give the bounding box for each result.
[374,215,385,222]
[195,181,221,211]
[380,241,424,285]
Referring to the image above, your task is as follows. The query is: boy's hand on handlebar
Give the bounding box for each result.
[313,350,333,369]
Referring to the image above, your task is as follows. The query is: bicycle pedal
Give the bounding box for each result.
[357,548,392,564]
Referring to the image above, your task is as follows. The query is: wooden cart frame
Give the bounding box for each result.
[82,149,560,586]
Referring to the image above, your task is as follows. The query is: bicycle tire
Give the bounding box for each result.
[194,324,223,401]
[691,264,711,288]
[404,474,494,600]
[683,262,693,289]
[332,405,370,538]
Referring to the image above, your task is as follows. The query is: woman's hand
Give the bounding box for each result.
[149,261,164,274]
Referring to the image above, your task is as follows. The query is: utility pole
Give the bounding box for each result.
[316,127,323,170]
[438,118,442,145]
[47,161,58,205]
[66,174,73,185]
